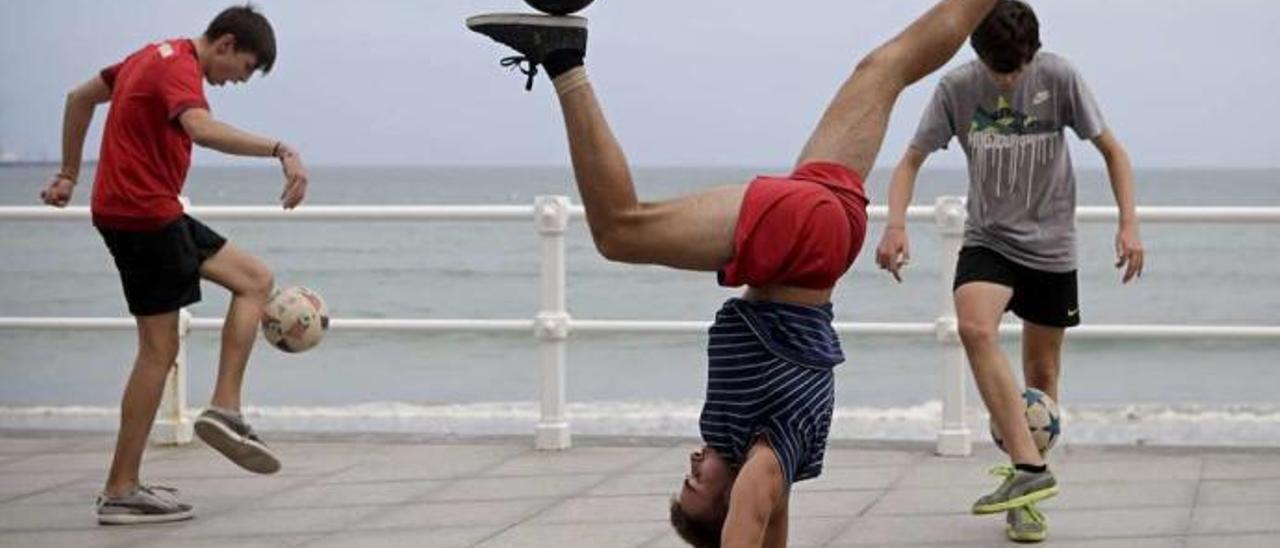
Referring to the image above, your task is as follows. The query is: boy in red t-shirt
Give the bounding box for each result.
[39,5,308,525]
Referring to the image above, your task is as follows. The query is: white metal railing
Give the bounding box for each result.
[2,198,1279,454]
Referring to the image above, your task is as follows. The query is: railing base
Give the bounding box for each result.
[152,419,194,446]
[535,422,571,451]
[935,428,972,457]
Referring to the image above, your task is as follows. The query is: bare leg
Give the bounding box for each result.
[798,0,998,175]
[955,282,1044,466]
[554,82,745,270]
[104,312,180,496]
[550,0,995,271]
[199,243,274,412]
[1022,321,1065,402]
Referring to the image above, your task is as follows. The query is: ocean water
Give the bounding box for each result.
[2,165,1278,447]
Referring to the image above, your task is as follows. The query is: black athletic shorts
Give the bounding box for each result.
[97,215,227,316]
[953,246,1080,328]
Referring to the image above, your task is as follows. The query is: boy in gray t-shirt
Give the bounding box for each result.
[874,0,1145,542]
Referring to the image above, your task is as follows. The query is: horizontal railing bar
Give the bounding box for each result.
[3,205,1279,223]
[2,317,1275,339]
[572,320,936,336]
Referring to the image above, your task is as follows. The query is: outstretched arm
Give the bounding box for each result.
[722,438,787,548]
[875,147,930,282]
[1092,129,1143,282]
[40,75,111,207]
[178,109,309,209]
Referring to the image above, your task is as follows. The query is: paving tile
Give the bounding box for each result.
[828,512,1000,545]
[644,517,849,548]
[1051,479,1198,510]
[164,506,367,538]
[258,479,443,508]
[1196,478,1280,506]
[891,462,993,489]
[532,495,669,524]
[0,438,82,455]
[789,490,881,518]
[630,445,696,475]
[1202,456,1280,480]
[475,521,667,548]
[326,445,524,483]
[0,472,90,501]
[793,466,903,491]
[351,498,555,530]
[820,448,921,468]
[0,478,102,506]
[306,527,499,548]
[483,446,663,477]
[0,528,158,548]
[1054,458,1203,484]
[0,451,109,474]
[0,503,101,531]
[1,434,1277,548]
[136,533,318,548]
[1046,507,1190,539]
[864,485,976,516]
[1191,504,1280,534]
[1186,533,1280,548]
[587,472,680,497]
[1027,539,1182,548]
[425,473,604,502]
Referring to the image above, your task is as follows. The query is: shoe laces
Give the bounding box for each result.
[989,463,1016,480]
[1010,502,1047,527]
[140,484,181,502]
[501,56,539,91]
[1022,504,1046,525]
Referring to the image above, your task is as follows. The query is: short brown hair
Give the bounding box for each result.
[204,4,277,74]
[669,496,724,548]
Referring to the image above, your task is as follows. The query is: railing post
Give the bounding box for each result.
[934,196,971,456]
[152,308,194,445]
[533,195,571,450]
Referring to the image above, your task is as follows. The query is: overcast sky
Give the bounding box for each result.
[2,0,1277,168]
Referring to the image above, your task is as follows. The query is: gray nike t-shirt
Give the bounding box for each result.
[912,52,1105,272]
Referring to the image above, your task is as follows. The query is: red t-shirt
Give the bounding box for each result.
[92,39,208,230]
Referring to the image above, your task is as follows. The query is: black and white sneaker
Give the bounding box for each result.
[466,13,588,90]
[194,408,281,475]
[96,485,193,525]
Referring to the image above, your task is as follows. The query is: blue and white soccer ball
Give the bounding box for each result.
[990,387,1061,455]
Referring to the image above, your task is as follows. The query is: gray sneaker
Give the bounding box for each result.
[1006,503,1048,542]
[972,465,1058,514]
[466,13,588,91]
[96,485,193,525]
[194,408,281,474]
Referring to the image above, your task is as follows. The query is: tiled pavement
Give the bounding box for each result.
[2,432,1278,547]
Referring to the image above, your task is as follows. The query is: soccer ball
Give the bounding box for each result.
[990,387,1061,455]
[524,0,594,15]
[260,286,329,353]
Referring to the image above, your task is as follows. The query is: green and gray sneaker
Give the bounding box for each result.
[972,464,1058,514]
[1006,503,1048,542]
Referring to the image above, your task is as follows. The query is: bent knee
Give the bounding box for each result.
[957,320,1000,347]
[241,263,275,299]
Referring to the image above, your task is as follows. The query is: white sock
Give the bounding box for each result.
[552,66,590,97]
